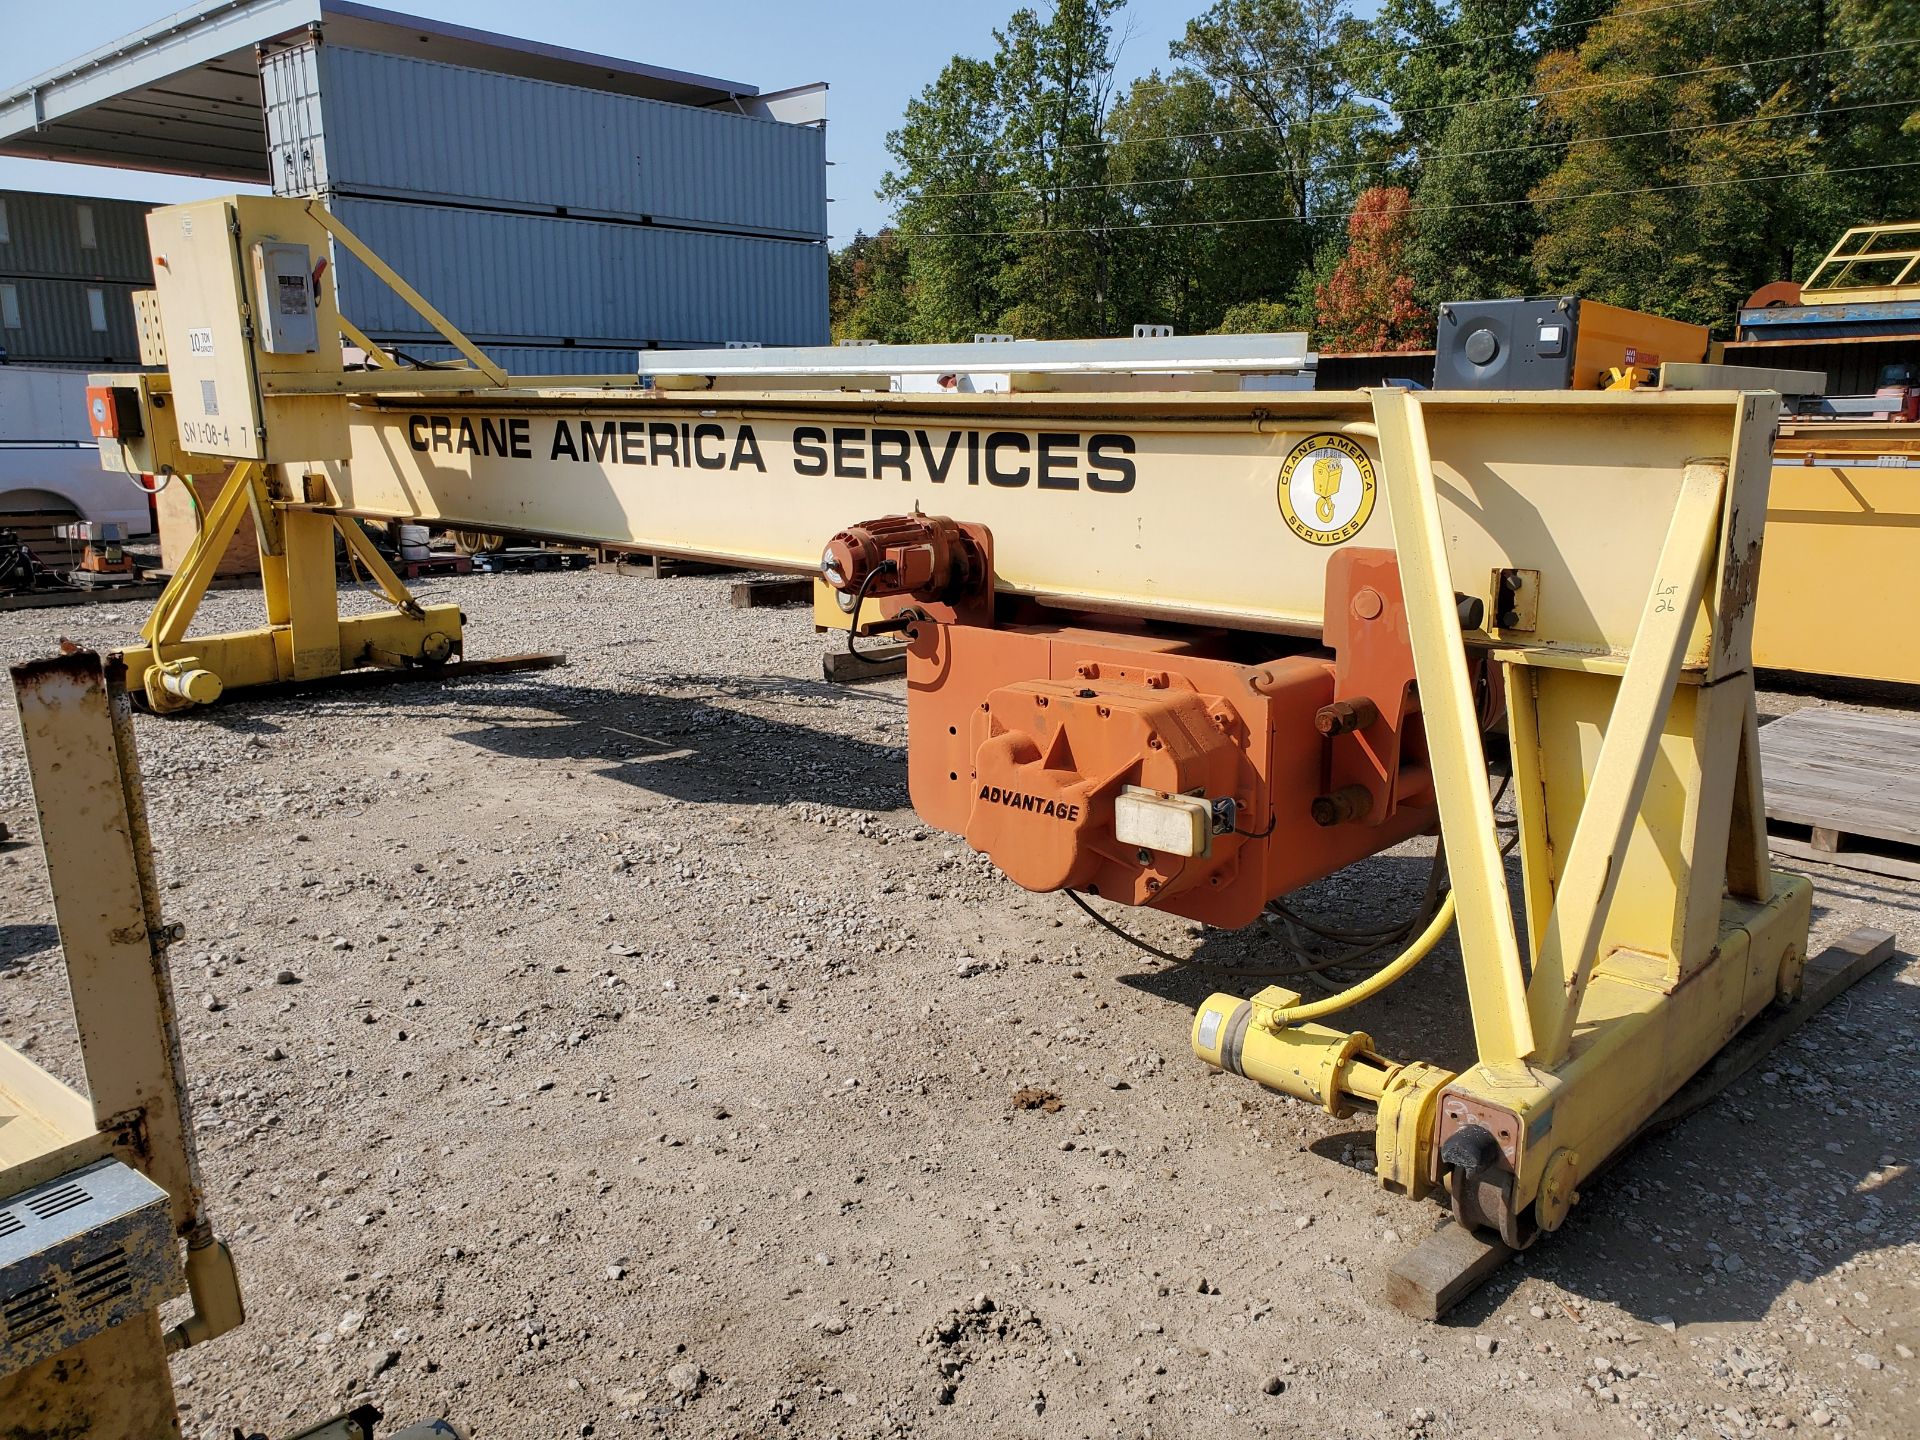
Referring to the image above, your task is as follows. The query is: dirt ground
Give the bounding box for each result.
[0,568,1913,1440]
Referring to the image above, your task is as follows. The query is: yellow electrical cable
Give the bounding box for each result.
[1265,890,1459,1027]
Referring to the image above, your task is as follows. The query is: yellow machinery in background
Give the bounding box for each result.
[1432,285,1920,689]
[7,191,1842,1419]
[0,650,454,1438]
[1729,220,1920,688]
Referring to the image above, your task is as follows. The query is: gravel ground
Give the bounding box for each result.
[0,567,1913,1440]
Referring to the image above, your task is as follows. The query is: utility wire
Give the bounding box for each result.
[904,94,1919,206]
[870,157,1920,244]
[917,35,1920,169]
[1364,0,1716,59]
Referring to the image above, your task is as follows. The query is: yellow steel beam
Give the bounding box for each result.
[118,606,463,699]
[10,655,206,1230]
[335,313,401,371]
[1369,388,1535,1066]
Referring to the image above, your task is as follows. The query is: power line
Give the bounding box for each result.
[918,34,1919,169]
[864,157,1920,245]
[904,95,1919,207]
[1369,0,1715,59]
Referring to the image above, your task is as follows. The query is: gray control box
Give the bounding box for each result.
[252,240,319,354]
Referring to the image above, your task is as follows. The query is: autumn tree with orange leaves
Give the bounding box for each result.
[1314,187,1428,352]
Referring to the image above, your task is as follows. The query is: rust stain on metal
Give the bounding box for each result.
[9,649,105,691]
[1721,533,1764,623]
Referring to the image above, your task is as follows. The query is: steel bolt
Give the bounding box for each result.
[1314,698,1379,737]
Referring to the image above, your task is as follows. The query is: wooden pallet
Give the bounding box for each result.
[392,552,474,580]
[0,508,85,550]
[0,582,165,612]
[1757,707,1920,879]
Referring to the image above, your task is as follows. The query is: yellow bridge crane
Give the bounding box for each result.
[0,193,1852,1432]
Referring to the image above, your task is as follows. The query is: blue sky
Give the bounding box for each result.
[0,0,1226,242]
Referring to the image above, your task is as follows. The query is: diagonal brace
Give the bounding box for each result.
[142,461,262,649]
[334,515,425,619]
[1370,388,1536,1066]
[304,200,507,386]
[1523,461,1726,1069]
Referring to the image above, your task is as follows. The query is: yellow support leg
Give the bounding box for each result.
[1357,389,1809,1251]
[282,509,346,682]
[120,470,462,710]
[1522,461,1725,1069]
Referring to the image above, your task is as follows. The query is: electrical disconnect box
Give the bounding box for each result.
[251,241,318,354]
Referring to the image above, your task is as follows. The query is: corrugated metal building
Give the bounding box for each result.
[0,191,155,364]
[0,1,830,372]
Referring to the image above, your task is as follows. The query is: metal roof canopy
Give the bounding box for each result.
[0,0,802,182]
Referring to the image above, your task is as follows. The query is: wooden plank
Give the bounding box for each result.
[0,583,165,612]
[141,570,257,593]
[625,554,736,580]
[1384,1222,1513,1321]
[1382,928,1899,1320]
[730,578,813,609]
[1767,837,1920,881]
[822,642,907,683]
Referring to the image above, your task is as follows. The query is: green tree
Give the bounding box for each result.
[1167,0,1386,328]
[1528,0,1851,325]
[1369,0,1556,305]
[1214,298,1298,333]
[875,2,1126,340]
[879,56,1011,341]
[829,231,915,342]
[990,0,1130,336]
[1103,68,1300,331]
[1174,0,1385,219]
[1812,0,1920,258]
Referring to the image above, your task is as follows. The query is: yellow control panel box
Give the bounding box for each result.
[144,197,349,463]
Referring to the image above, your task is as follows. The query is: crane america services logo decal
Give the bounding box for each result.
[1277,433,1377,545]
